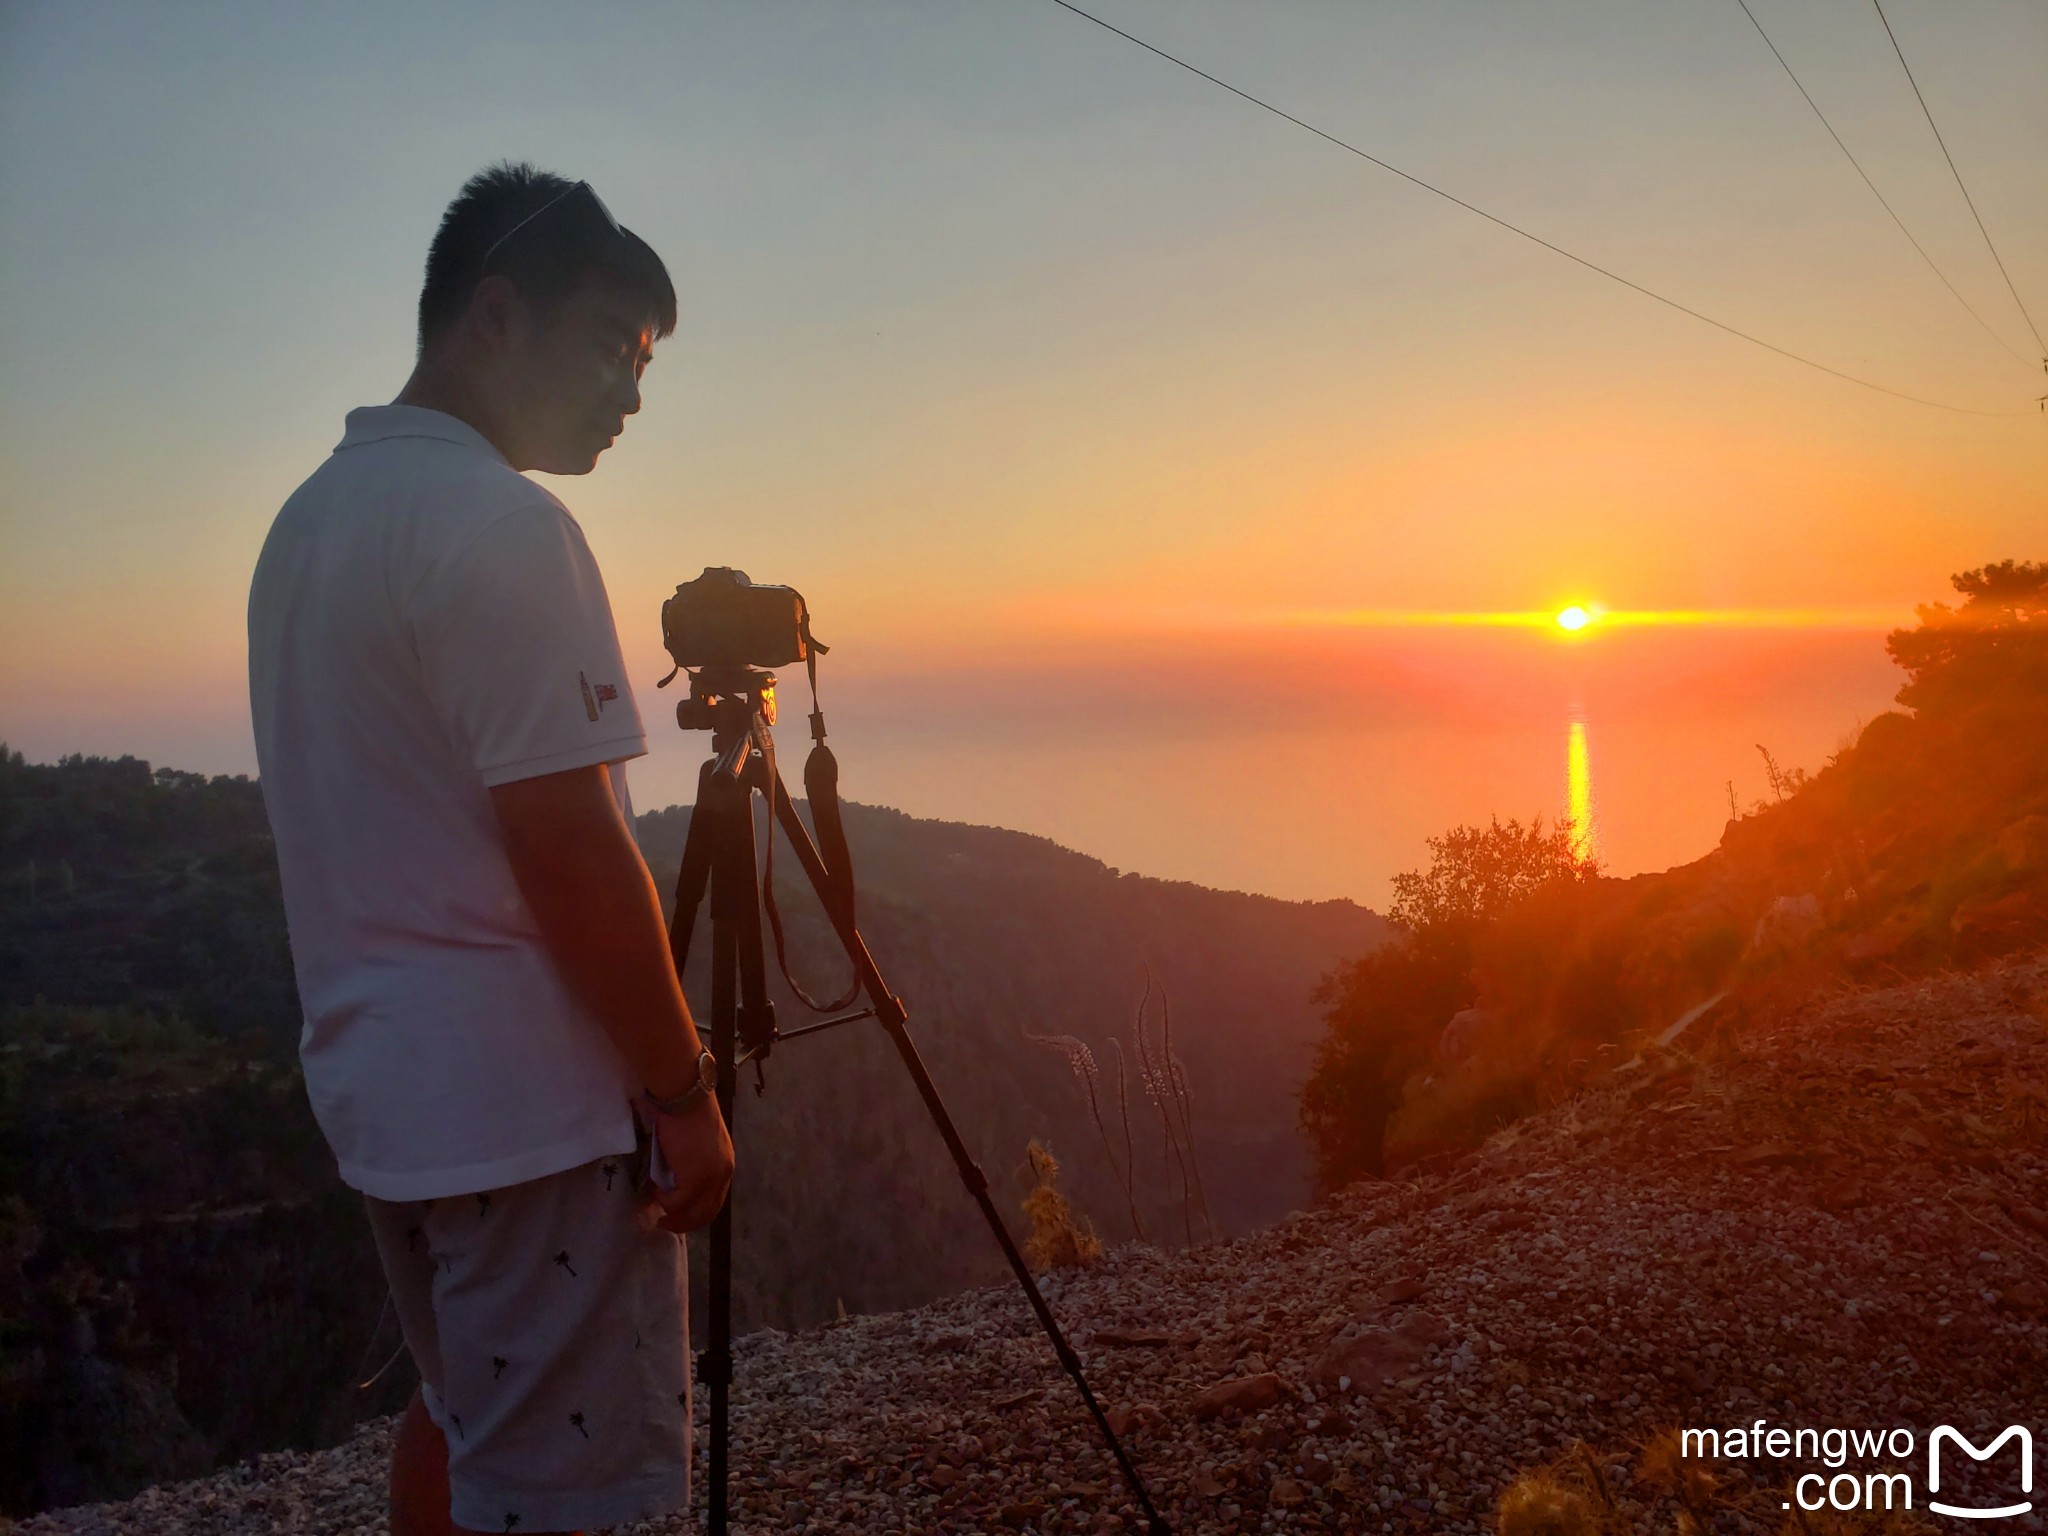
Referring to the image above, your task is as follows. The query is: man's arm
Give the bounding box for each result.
[490,762,732,1232]
[491,762,702,1098]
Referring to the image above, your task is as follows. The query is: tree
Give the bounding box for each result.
[1388,816,1595,955]
[1887,559,2048,715]
[1300,817,1594,1190]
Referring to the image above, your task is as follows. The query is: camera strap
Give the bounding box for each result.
[800,628,857,932]
[757,654,862,1013]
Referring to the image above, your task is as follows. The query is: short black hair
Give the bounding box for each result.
[416,161,678,353]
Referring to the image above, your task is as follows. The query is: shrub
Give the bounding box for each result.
[1300,938,1467,1187]
[1019,1141,1101,1272]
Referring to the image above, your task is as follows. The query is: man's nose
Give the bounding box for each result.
[612,375,642,416]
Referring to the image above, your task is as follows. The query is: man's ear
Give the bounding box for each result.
[469,273,524,349]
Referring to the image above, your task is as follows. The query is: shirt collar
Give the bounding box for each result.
[336,404,510,465]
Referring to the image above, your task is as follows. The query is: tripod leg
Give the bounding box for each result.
[767,779,1172,1535]
[703,772,754,1536]
[666,758,719,975]
[705,918,736,1536]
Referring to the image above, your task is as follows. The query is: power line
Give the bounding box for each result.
[1042,0,2028,418]
[1733,0,2034,372]
[1869,0,2046,358]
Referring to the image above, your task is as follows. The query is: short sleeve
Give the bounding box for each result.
[410,499,647,787]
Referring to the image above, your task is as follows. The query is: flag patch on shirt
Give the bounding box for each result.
[578,672,621,721]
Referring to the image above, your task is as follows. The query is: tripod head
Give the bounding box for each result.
[674,666,778,782]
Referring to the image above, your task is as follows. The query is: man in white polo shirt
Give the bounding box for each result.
[248,163,732,1536]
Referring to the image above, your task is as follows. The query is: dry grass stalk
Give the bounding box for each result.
[1495,1466,1608,1536]
[1023,1025,1145,1242]
[1019,1140,1101,1272]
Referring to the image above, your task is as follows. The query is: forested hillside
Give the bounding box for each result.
[0,749,1383,1514]
[638,797,1388,1331]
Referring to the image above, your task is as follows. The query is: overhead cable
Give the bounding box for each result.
[1734,0,2034,372]
[1869,0,2046,357]
[1043,0,2028,417]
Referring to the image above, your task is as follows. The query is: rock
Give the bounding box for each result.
[1379,1275,1427,1306]
[1996,1283,2047,1316]
[1815,1178,1868,1213]
[1306,1405,1351,1437]
[1846,909,1930,964]
[1399,1309,1452,1347]
[1190,1471,1225,1497]
[1191,1372,1288,1420]
[1310,1311,1453,1393]
[1269,1477,1306,1507]
[1247,1419,1295,1453]
[1952,887,2048,959]
[1753,893,1823,952]
[1105,1402,1165,1436]
[1995,813,2048,874]
[1736,1142,1804,1169]
[1092,1328,1175,1348]
[1437,1007,1490,1063]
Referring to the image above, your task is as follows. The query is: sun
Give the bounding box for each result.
[1555,605,1592,632]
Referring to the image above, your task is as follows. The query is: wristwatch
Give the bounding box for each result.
[644,1049,717,1116]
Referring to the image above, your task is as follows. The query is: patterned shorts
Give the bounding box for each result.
[364,1141,691,1533]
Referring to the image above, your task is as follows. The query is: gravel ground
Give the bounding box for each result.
[19,956,2048,1535]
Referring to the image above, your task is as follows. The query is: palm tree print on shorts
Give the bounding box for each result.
[501,1513,519,1533]
[569,1410,588,1439]
[476,1192,492,1218]
[602,1161,619,1191]
[492,1355,508,1380]
[552,1249,578,1278]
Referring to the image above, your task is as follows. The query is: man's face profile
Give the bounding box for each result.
[483,276,658,476]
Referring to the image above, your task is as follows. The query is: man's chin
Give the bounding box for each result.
[533,449,604,477]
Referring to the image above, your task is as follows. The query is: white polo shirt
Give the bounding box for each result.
[249,404,648,1200]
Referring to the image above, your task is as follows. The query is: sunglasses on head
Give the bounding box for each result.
[478,181,625,271]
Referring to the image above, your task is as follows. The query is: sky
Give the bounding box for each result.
[2,1,2043,903]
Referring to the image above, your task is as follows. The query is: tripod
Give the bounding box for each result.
[663,664,1170,1536]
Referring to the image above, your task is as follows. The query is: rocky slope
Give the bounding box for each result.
[19,954,2046,1536]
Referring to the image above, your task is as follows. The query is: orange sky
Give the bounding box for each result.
[2,3,2042,897]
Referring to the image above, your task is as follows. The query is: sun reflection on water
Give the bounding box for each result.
[1566,718,1596,864]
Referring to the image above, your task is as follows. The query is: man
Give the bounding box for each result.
[248,163,733,1536]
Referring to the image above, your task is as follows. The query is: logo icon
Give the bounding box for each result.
[1929,1425,2033,1520]
[579,671,599,722]
[594,682,619,711]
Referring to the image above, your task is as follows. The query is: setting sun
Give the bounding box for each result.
[1556,605,1592,631]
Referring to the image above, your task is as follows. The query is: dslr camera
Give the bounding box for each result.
[661,567,816,671]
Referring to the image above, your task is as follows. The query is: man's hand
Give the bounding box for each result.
[640,1095,735,1235]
